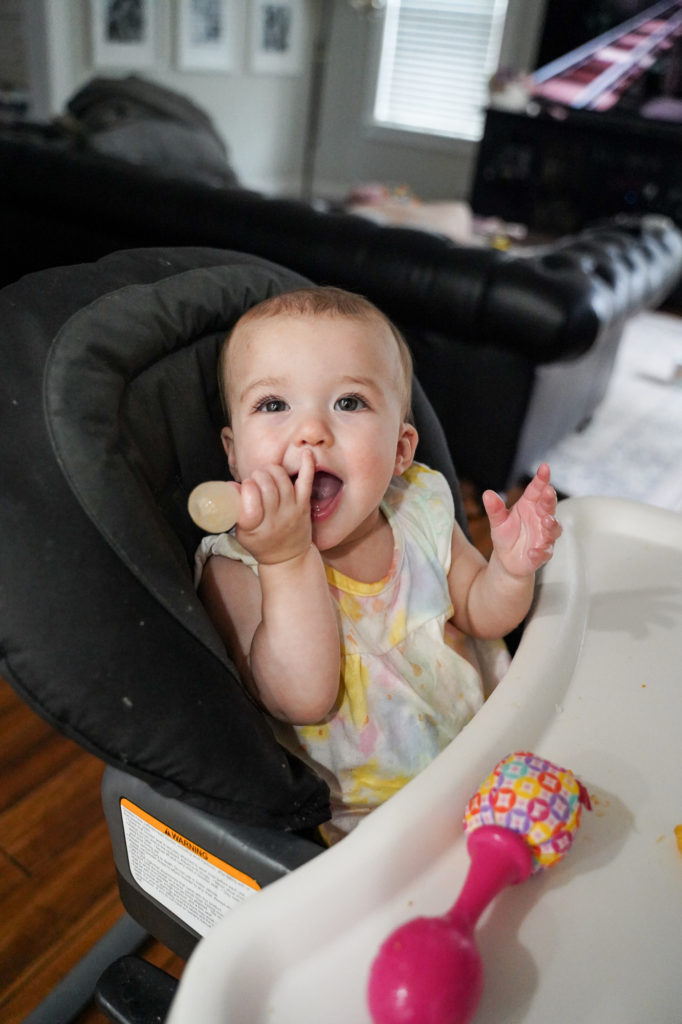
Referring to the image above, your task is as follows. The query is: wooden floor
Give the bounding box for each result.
[0,676,184,1023]
[0,484,494,1022]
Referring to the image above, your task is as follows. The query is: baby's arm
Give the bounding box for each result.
[448,464,562,638]
[199,450,340,724]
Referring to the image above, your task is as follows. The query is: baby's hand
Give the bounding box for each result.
[482,463,562,578]
[235,448,315,565]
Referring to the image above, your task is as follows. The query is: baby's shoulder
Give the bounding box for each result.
[384,462,454,558]
[385,462,453,514]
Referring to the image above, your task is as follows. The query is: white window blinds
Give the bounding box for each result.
[373,0,509,142]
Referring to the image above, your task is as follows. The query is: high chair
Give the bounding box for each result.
[0,247,471,1022]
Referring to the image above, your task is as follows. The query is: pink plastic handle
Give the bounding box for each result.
[367,826,534,1024]
[450,824,534,929]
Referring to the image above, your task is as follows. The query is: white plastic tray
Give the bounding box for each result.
[167,497,682,1023]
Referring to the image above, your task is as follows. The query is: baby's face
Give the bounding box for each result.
[221,312,417,554]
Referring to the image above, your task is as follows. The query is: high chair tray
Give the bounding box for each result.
[167,497,682,1023]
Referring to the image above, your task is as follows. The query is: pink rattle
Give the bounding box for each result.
[367,751,591,1024]
[188,481,241,533]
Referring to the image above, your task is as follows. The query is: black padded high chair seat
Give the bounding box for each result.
[1,246,468,831]
[2,249,319,828]
[1,247,474,1020]
[1,246,476,1019]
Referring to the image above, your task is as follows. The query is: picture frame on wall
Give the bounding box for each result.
[250,0,305,76]
[177,0,235,72]
[90,0,156,68]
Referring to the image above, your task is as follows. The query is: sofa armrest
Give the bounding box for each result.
[349,213,682,362]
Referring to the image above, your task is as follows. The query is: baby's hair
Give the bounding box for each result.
[218,286,413,424]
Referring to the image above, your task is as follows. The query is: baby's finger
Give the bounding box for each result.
[538,482,558,513]
[542,513,562,539]
[250,468,283,516]
[266,464,297,504]
[295,447,315,504]
[528,542,555,567]
[238,478,265,529]
[482,489,508,530]
[524,463,552,503]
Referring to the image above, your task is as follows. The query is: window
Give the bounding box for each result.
[372,0,509,143]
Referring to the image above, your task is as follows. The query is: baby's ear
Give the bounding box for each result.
[221,426,239,481]
[394,422,419,476]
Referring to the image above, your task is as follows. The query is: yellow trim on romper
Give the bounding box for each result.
[324,562,394,596]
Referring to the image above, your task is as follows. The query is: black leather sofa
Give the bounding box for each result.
[3,130,682,492]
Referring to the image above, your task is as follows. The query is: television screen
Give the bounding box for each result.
[531,0,682,123]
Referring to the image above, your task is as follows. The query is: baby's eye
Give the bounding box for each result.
[335,394,367,412]
[255,397,288,413]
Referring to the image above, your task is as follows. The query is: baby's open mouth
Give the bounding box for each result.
[290,469,342,518]
[301,470,343,520]
[311,470,342,504]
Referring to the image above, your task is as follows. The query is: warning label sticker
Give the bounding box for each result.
[120,798,260,936]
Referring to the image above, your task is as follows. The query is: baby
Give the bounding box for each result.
[196,286,562,840]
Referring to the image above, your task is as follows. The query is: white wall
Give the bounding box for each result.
[31,0,317,195]
[23,0,545,201]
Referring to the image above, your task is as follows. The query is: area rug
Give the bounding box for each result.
[531,309,682,512]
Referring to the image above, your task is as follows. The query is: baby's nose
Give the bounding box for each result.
[294,411,333,447]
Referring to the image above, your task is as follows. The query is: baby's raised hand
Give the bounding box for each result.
[235,448,315,566]
[482,463,562,578]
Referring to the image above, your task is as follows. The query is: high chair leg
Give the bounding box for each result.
[22,914,148,1024]
[95,955,179,1024]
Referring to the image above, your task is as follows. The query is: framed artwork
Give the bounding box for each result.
[90,0,156,68]
[249,0,306,76]
[177,0,236,72]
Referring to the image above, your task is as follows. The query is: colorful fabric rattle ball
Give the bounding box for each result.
[463,751,591,873]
